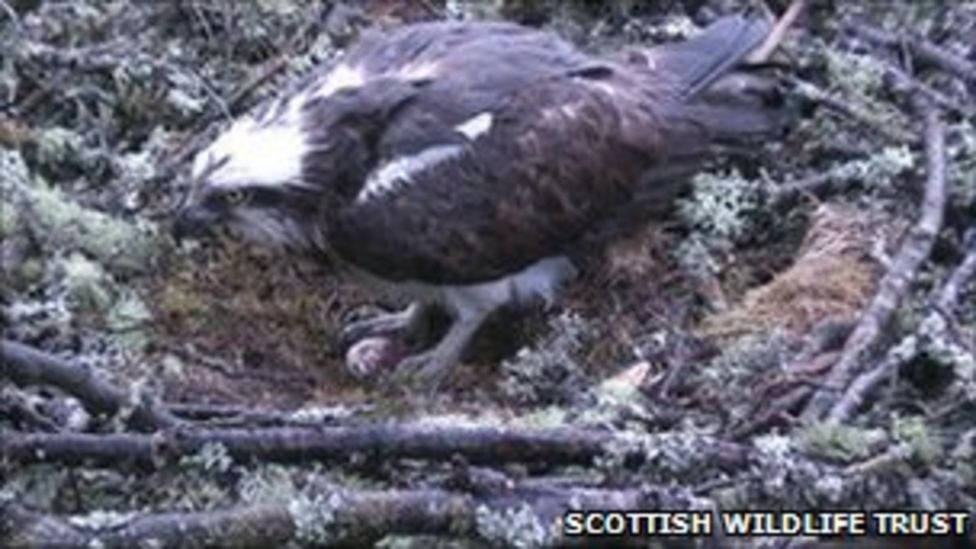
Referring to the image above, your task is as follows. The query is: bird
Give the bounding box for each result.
[173,14,786,387]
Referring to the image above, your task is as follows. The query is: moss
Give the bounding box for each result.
[14,258,46,289]
[33,127,86,168]
[798,423,887,463]
[893,416,942,466]
[59,252,116,314]
[0,198,20,239]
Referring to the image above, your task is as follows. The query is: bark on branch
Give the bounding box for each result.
[0,339,179,430]
[802,98,948,422]
[827,230,976,422]
[848,23,976,86]
[0,425,749,471]
[0,484,694,547]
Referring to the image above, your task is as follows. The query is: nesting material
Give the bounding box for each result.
[701,204,891,337]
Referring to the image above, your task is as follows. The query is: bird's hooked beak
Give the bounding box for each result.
[171,205,220,243]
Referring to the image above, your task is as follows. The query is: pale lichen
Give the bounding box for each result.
[2,150,159,274]
[475,503,552,548]
[499,311,594,406]
[288,491,345,545]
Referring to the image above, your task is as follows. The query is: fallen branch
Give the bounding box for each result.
[881,62,975,118]
[747,0,807,63]
[848,23,976,86]
[0,483,687,548]
[827,231,976,422]
[0,425,749,471]
[728,319,854,439]
[0,339,179,430]
[824,342,906,423]
[789,77,917,143]
[802,98,948,422]
[936,230,976,315]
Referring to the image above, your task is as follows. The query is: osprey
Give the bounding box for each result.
[173,16,784,385]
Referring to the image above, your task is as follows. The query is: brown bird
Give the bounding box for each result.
[173,15,785,386]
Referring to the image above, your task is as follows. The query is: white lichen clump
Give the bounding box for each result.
[475,503,552,548]
[288,491,344,545]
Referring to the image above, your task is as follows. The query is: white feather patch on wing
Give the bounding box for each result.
[455,112,493,140]
[315,63,366,98]
[356,144,464,203]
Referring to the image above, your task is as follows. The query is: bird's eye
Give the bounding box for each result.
[224,189,249,206]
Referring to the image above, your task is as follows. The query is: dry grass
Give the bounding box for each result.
[700,203,891,338]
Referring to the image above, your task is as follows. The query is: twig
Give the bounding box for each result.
[728,319,854,439]
[0,387,60,432]
[0,425,749,471]
[0,0,21,34]
[936,230,976,315]
[747,0,807,63]
[789,77,917,143]
[0,339,179,430]
[882,62,975,118]
[803,98,948,422]
[825,342,908,423]
[832,232,976,422]
[166,402,368,427]
[848,23,976,86]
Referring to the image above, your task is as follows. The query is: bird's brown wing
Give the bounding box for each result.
[326,65,673,285]
[319,17,780,285]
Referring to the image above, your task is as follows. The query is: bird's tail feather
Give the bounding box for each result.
[644,15,772,99]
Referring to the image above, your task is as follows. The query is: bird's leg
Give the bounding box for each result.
[339,301,433,351]
[390,308,490,390]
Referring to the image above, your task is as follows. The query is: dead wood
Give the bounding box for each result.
[0,424,750,471]
[0,339,179,430]
[788,77,917,143]
[728,319,854,439]
[0,483,691,548]
[747,0,807,63]
[848,23,976,86]
[827,229,976,422]
[936,230,976,316]
[1,501,295,549]
[803,97,948,422]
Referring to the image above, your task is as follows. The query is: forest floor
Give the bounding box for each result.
[1,1,974,547]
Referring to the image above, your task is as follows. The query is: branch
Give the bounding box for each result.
[747,0,807,63]
[824,342,906,423]
[802,99,948,422]
[936,230,976,315]
[827,232,976,422]
[848,23,976,86]
[788,77,917,143]
[0,339,179,430]
[0,425,749,471]
[0,484,693,547]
